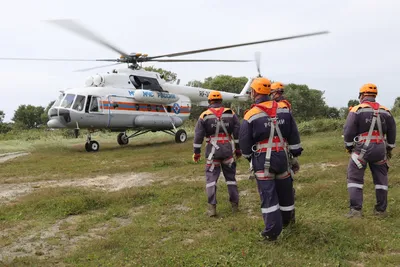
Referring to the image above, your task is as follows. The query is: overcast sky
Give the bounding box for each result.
[0,0,399,122]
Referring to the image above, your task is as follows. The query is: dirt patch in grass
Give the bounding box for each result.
[0,206,144,263]
[0,172,156,204]
[0,152,30,164]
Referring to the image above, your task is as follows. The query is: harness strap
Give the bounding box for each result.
[253,101,290,176]
[206,107,233,172]
[353,101,386,169]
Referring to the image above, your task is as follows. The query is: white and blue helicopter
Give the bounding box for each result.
[0,20,329,152]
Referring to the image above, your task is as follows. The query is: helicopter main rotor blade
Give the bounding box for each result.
[45,19,130,57]
[74,62,124,72]
[147,31,329,60]
[147,59,252,62]
[0,57,113,62]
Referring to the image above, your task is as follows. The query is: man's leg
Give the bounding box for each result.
[221,157,239,212]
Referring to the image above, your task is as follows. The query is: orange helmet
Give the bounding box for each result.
[359,83,378,96]
[208,90,223,101]
[250,77,271,95]
[271,82,285,91]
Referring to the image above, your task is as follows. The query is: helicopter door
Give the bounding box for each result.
[84,95,106,127]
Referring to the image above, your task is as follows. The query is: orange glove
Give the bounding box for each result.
[193,153,201,163]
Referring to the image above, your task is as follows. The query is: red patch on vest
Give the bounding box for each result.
[208,107,225,119]
[363,101,380,110]
[254,101,278,118]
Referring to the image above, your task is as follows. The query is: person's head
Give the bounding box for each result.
[270,82,285,100]
[250,77,271,101]
[208,90,223,105]
[359,83,378,102]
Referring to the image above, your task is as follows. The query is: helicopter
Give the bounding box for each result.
[0,20,329,152]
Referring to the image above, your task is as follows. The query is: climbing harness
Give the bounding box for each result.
[251,101,290,179]
[352,101,386,169]
[206,107,235,172]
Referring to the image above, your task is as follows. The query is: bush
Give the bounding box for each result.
[297,119,345,136]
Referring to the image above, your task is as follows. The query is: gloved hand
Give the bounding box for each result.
[193,153,201,163]
[387,148,393,159]
[235,149,242,159]
[345,145,354,154]
[291,157,300,173]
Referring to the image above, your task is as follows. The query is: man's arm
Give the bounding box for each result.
[343,111,358,152]
[287,114,303,157]
[193,118,206,154]
[232,113,240,150]
[239,118,254,161]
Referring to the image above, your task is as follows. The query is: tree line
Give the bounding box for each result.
[0,66,394,133]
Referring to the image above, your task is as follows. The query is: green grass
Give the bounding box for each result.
[0,129,400,266]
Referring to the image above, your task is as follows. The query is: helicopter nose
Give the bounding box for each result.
[47,118,66,128]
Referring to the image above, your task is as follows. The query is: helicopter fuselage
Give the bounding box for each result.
[46,68,251,132]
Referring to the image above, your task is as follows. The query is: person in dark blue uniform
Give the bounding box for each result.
[239,77,303,241]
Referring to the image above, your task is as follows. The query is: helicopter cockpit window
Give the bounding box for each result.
[72,95,86,111]
[52,93,65,108]
[60,94,76,109]
[129,75,163,92]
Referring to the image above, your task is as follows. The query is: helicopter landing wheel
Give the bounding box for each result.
[175,129,187,143]
[117,132,129,145]
[85,140,100,152]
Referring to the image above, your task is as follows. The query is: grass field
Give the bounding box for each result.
[0,125,399,266]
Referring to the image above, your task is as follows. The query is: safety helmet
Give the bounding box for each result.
[208,90,223,101]
[359,83,378,96]
[271,82,285,91]
[250,77,271,95]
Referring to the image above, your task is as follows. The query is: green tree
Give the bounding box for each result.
[12,105,45,129]
[391,96,400,116]
[284,84,330,121]
[41,101,55,124]
[144,66,177,82]
[347,99,360,108]
[0,110,12,134]
[186,75,250,119]
[325,107,340,119]
[0,110,4,123]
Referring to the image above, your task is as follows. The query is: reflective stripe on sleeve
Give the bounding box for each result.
[193,144,202,148]
[226,181,237,185]
[345,142,354,146]
[289,144,302,150]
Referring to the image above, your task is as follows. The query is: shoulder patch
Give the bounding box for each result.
[223,108,234,114]
[200,109,213,119]
[350,104,368,113]
[244,107,262,121]
[278,101,289,109]
[379,105,390,112]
